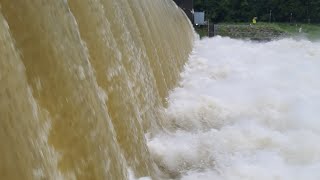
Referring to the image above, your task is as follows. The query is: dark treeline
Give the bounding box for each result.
[194,0,320,23]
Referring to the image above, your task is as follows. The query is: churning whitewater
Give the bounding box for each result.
[148,37,320,180]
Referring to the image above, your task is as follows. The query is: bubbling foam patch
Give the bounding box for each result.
[148,37,320,180]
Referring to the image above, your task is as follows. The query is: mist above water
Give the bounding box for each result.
[148,37,320,180]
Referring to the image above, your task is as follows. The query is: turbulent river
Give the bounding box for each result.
[149,37,320,180]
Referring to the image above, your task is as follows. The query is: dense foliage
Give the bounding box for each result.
[194,0,320,23]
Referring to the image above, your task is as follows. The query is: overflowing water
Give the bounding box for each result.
[2,0,320,179]
[0,0,193,179]
[149,37,320,179]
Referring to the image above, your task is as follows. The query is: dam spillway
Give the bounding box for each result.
[0,0,194,179]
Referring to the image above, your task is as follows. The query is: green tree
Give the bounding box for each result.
[193,0,320,23]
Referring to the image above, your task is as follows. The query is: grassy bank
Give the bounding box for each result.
[195,22,320,40]
[215,23,286,40]
[277,23,320,40]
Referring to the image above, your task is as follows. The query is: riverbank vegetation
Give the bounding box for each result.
[194,0,320,24]
[195,23,320,40]
[193,0,320,40]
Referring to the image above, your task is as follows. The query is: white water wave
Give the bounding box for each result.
[149,37,320,180]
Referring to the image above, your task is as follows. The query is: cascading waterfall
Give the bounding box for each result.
[0,0,194,179]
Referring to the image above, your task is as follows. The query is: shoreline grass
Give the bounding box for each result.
[195,22,320,40]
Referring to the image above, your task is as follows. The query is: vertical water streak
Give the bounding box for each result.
[127,0,169,106]
[0,0,194,179]
[67,0,155,177]
[139,0,194,100]
[0,0,128,179]
[125,0,194,132]
[0,12,63,180]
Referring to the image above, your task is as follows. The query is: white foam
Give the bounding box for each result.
[148,37,320,180]
[128,168,151,180]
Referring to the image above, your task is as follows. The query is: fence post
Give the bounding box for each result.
[207,19,210,36]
